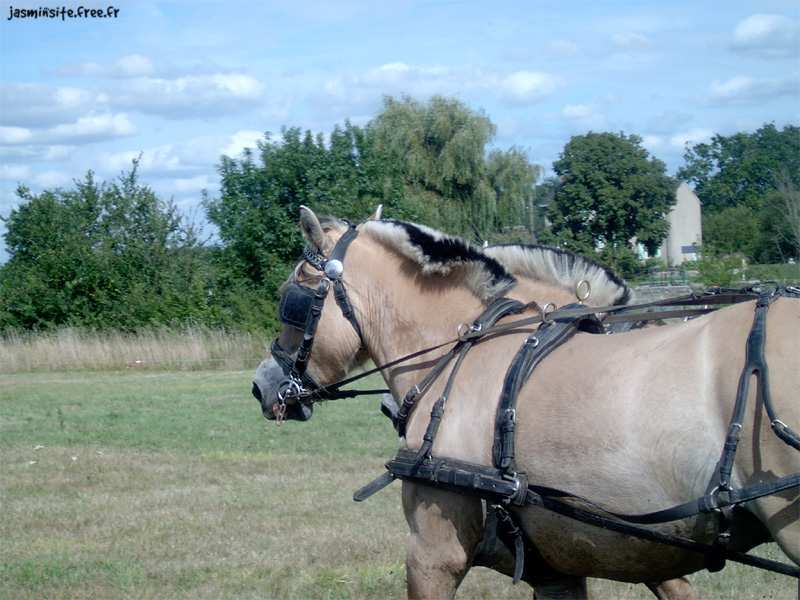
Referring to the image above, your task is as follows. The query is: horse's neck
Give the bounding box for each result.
[350,242,487,397]
[504,277,579,309]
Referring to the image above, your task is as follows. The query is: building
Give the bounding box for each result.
[659,180,702,266]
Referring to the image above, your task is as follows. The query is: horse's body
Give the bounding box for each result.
[252,209,799,599]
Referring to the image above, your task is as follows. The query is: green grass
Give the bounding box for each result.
[1,370,796,599]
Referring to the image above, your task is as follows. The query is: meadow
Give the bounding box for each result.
[1,365,797,599]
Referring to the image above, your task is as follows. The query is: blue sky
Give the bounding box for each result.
[1,1,798,262]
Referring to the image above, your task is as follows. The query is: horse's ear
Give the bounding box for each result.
[299,205,325,251]
[367,204,383,221]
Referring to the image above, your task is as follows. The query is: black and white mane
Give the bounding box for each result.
[484,244,633,306]
[328,218,632,307]
[361,220,516,303]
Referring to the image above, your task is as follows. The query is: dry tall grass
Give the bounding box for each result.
[0,327,270,373]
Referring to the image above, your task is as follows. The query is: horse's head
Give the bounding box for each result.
[252,206,373,424]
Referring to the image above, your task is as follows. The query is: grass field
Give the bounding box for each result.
[1,369,797,599]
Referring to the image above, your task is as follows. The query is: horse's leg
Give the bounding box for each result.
[645,577,696,600]
[532,577,587,599]
[402,483,484,600]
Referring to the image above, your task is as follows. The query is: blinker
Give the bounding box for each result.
[278,283,316,329]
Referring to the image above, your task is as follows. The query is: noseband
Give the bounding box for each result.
[270,223,362,419]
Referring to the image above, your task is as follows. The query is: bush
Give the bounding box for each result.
[694,252,745,287]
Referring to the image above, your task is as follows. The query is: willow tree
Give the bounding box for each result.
[488,145,541,234]
[369,95,505,239]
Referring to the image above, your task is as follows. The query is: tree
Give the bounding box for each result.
[678,123,799,214]
[487,146,542,236]
[677,123,800,262]
[546,132,675,272]
[205,99,544,302]
[369,95,540,240]
[0,161,211,330]
[203,122,389,331]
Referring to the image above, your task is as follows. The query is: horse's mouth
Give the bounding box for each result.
[260,397,314,422]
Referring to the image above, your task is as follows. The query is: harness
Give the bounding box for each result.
[270,223,365,422]
[358,284,800,581]
[269,228,800,579]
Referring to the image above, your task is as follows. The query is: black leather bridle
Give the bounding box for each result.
[269,222,362,420]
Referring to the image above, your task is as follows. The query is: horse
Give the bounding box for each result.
[378,239,696,599]
[252,207,799,599]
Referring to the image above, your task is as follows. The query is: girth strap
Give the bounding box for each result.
[528,472,800,525]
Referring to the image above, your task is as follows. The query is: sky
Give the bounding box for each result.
[1,0,798,263]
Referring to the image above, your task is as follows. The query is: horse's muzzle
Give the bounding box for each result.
[251,375,313,423]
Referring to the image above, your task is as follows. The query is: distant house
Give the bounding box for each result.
[538,179,703,266]
[659,180,702,266]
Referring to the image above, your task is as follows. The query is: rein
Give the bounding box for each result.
[282,284,780,407]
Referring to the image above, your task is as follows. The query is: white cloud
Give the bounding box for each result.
[611,31,658,53]
[86,130,267,184]
[0,82,104,128]
[0,164,32,181]
[498,71,567,106]
[731,14,799,58]
[560,101,609,133]
[173,175,213,193]
[115,73,267,119]
[32,170,73,189]
[669,128,715,150]
[0,144,77,165]
[49,113,137,142]
[1,113,136,146]
[697,74,800,106]
[0,126,33,145]
[57,54,156,78]
[223,131,265,157]
[324,62,488,98]
[315,63,567,115]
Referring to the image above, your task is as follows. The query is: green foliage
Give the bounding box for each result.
[369,95,540,240]
[0,161,212,331]
[678,123,799,213]
[701,204,761,258]
[202,122,387,326]
[678,123,800,262]
[693,250,744,288]
[547,131,675,262]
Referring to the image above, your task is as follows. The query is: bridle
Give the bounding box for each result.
[269,221,363,422]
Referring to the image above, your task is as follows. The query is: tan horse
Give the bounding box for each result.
[252,208,799,599]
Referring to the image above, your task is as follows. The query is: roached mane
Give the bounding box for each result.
[326,217,631,307]
[483,243,633,306]
[360,220,517,303]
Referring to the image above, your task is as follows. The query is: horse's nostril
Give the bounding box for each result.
[251,382,262,402]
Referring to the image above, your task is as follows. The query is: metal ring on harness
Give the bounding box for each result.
[541,302,558,324]
[457,322,481,341]
[576,279,591,302]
